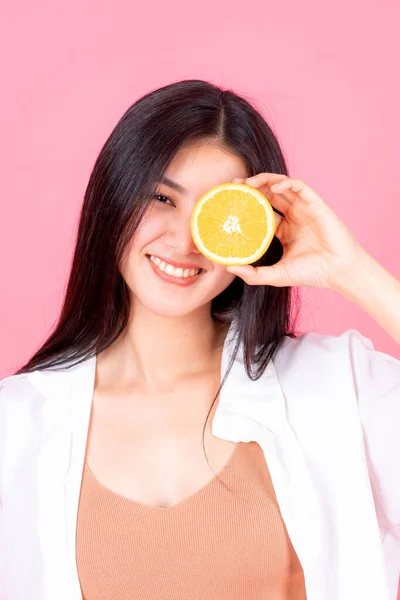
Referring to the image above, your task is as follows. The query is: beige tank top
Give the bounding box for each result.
[76,440,307,599]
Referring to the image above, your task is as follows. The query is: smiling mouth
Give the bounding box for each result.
[147,255,203,280]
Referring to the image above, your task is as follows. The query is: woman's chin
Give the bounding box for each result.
[134,298,208,319]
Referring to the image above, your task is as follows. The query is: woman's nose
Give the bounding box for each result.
[166,210,200,255]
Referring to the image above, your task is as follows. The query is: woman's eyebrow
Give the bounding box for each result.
[159,176,188,195]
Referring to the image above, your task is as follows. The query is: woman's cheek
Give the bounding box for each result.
[135,209,167,247]
[211,265,237,291]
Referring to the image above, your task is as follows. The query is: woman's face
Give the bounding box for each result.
[120,140,249,318]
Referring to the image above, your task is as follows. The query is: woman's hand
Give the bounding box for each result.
[226,173,400,346]
[227,173,368,290]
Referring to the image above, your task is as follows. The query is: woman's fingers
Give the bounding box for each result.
[226,262,292,287]
[232,175,290,219]
[274,213,284,228]
[270,178,323,206]
[245,173,288,186]
[246,174,300,208]
[236,173,322,207]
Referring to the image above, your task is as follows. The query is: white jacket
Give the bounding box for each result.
[0,327,399,599]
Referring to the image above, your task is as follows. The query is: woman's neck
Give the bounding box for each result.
[96,304,228,394]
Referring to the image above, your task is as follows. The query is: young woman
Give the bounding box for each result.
[1,79,399,600]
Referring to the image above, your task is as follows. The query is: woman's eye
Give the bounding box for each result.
[154,194,174,206]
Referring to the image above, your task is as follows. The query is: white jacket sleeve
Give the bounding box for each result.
[347,330,400,591]
[0,489,4,600]
[0,375,15,600]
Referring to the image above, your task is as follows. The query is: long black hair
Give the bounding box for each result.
[15,80,300,383]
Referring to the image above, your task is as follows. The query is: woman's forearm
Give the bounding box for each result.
[332,248,400,345]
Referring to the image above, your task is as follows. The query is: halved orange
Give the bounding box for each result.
[191,183,276,266]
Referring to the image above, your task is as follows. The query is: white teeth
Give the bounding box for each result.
[149,255,201,279]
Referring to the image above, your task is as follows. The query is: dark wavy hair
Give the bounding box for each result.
[15,80,300,387]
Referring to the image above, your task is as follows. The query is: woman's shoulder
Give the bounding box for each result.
[280,327,373,353]
[0,373,42,474]
[275,328,375,371]
[0,354,95,402]
[0,367,62,406]
[0,370,37,407]
[0,359,94,473]
[275,328,400,409]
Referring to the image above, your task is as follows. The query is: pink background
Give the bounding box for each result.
[1,0,400,381]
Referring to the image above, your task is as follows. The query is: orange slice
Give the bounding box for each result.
[191,183,276,266]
